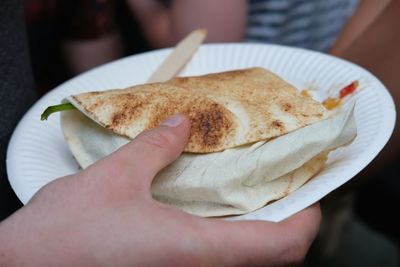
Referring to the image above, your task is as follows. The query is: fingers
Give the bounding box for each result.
[85,114,191,191]
[281,203,321,249]
[208,203,321,266]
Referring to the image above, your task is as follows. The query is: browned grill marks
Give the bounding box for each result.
[282,103,292,112]
[271,120,285,130]
[71,67,327,153]
[189,103,232,150]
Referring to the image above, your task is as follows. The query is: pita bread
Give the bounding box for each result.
[61,101,356,216]
[67,67,327,153]
[58,67,357,216]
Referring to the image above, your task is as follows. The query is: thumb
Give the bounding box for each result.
[86,114,191,191]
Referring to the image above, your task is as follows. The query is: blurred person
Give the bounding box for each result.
[24,0,67,95]
[126,0,246,48]
[0,0,127,219]
[24,0,124,95]
[126,0,389,53]
[59,0,123,75]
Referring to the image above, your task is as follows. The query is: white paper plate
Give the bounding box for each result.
[6,43,396,222]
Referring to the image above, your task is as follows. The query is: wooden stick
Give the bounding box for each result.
[147,29,207,83]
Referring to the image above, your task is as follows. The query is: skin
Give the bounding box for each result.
[329,0,392,55]
[0,115,321,267]
[63,31,123,75]
[126,0,247,47]
[126,0,391,51]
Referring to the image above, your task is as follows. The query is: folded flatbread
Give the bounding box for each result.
[60,67,357,216]
[67,68,326,153]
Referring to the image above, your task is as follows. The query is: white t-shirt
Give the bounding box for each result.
[246,0,359,51]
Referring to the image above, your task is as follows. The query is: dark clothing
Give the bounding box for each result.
[24,0,149,95]
[0,0,37,220]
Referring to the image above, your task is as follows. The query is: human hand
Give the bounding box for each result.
[0,114,321,267]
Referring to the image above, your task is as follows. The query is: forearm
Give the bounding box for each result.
[330,0,391,55]
[126,0,247,48]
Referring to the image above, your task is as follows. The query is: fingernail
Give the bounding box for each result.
[160,114,184,127]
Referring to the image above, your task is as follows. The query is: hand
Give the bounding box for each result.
[0,114,321,267]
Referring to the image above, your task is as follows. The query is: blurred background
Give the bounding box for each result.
[24,0,149,95]
[21,0,400,266]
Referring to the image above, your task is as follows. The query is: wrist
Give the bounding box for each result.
[0,204,97,267]
[0,208,44,266]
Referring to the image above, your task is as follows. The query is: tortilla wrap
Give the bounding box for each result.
[67,68,326,153]
[60,67,357,216]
